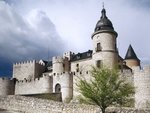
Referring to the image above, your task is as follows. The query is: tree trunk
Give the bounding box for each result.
[101,108,106,113]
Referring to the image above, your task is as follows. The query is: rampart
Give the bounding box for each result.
[0,95,150,113]
[133,66,150,108]
[15,75,53,95]
[0,78,15,95]
[13,60,46,80]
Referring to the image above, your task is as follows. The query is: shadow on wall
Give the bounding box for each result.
[21,93,62,102]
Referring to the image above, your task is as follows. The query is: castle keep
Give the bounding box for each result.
[0,7,150,109]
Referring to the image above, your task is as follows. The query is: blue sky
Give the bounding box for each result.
[0,0,150,77]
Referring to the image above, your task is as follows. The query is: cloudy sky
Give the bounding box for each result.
[0,0,150,77]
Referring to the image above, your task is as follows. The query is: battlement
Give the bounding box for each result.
[15,74,53,95]
[52,56,64,63]
[63,51,75,60]
[13,60,45,66]
[14,60,35,66]
[0,77,11,81]
[16,75,51,84]
[132,65,150,75]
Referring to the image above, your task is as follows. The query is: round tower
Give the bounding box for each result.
[124,45,140,68]
[92,7,118,68]
[52,56,64,74]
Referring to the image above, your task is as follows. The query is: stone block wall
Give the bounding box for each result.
[0,78,15,95]
[133,66,150,108]
[0,96,150,113]
[13,60,46,80]
[15,75,53,95]
[53,72,73,102]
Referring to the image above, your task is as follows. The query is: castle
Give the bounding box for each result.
[0,7,150,109]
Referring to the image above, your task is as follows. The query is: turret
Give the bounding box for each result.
[52,56,70,74]
[92,7,118,68]
[124,45,140,68]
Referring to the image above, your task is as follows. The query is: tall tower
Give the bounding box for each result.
[124,45,140,68]
[92,7,118,68]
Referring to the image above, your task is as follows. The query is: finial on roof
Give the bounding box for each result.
[102,2,104,9]
[101,3,106,19]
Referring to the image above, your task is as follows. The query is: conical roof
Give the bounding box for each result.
[125,45,140,60]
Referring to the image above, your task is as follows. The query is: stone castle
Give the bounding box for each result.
[0,7,150,109]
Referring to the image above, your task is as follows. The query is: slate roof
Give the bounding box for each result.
[125,45,140,61]
[70,50,93,62]
[46,61,52,67]
[95,8,114,32]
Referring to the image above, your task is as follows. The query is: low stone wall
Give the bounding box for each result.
[0,95,150,113]
[0,96,98,113]
[23,93,62,102]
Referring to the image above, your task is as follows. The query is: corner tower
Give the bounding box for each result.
[124,45,140,68]
[92,7,118,68]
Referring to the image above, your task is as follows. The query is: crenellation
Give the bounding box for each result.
[15,75,53,95]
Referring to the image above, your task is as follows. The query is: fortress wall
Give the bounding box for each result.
[13,60,35,80]
[13,60,46,80]
[0,95,99,113]
[15,75,53,95]
[120,69,133,84]
[70,58,93,99]
[0,78,15,95]
[133,66,150,108]
[71,58,93,73]
[73,71,92,98]
[0,96,150,113]
[53,72,73,102]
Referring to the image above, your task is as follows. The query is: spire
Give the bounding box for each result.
[125,45,139,60]
[102,2,104,9]
[101,2,107,19]
[101,8,107,19]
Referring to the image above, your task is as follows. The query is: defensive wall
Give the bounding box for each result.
[0,78,15,95]
[0,95,150,113]
[15,75,53,95]
[53,72,73,102]
[133,66,150,108]
[13,60,46,80]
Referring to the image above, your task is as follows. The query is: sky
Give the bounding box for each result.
[0,0,150,77]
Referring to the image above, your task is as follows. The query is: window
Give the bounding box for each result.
[76,64,79,67]
[76,63,79,72]
[96,60,102,68]
[96,43,101,51]
[76,68,79,72]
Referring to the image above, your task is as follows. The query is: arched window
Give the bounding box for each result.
[55,83,61,93]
